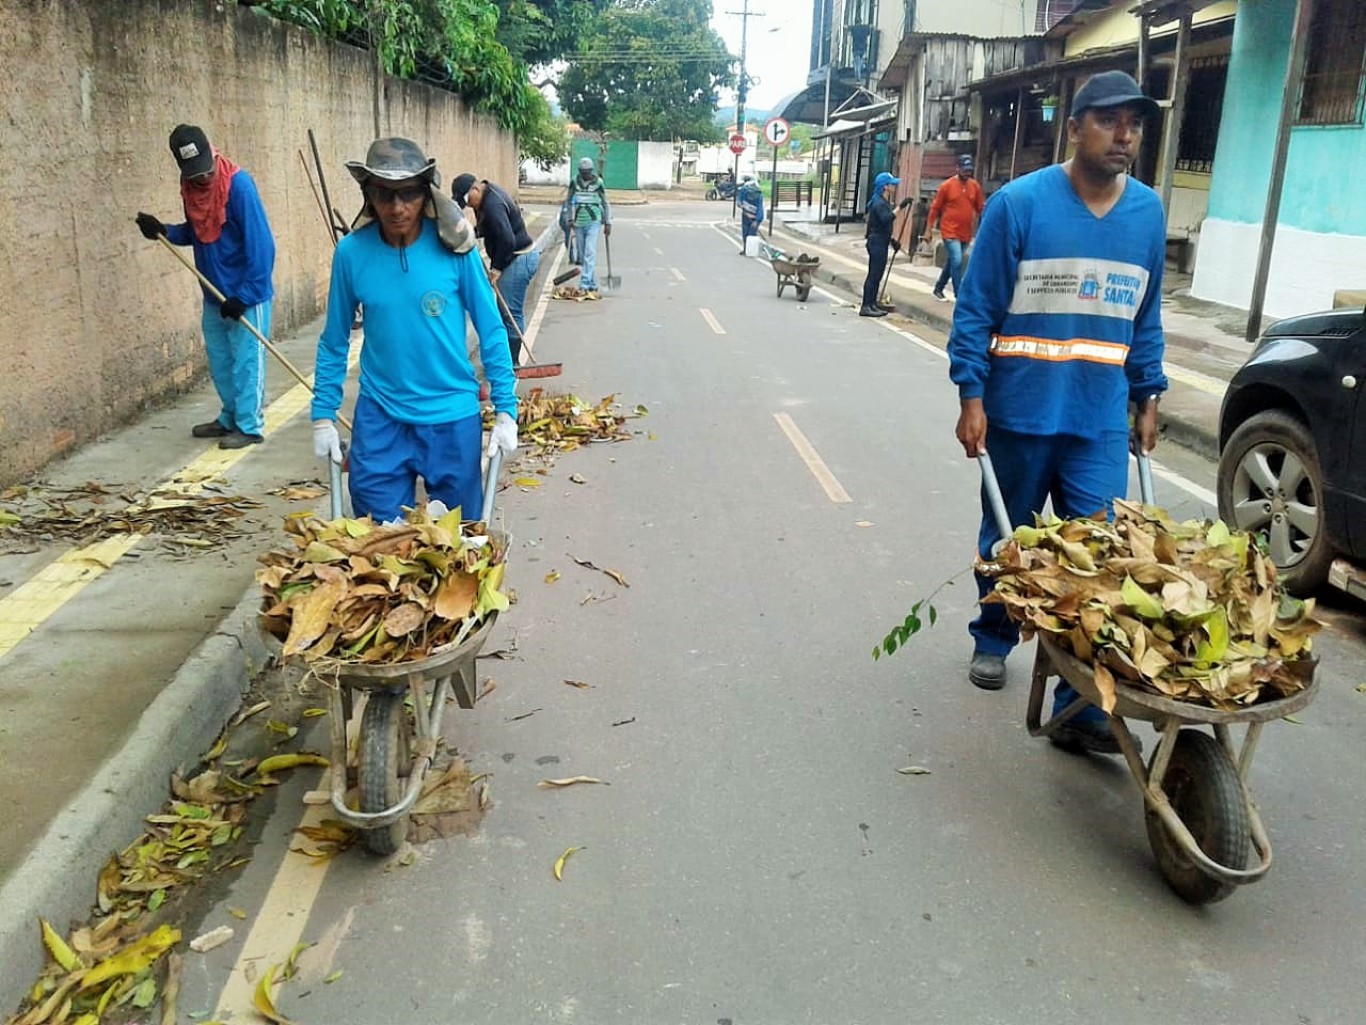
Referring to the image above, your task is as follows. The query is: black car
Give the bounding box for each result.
[1216,305,1366,595]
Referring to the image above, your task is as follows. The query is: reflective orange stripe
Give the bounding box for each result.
[989,334,1129,366]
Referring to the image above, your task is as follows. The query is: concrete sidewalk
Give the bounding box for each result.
[0,216,561,1009]
[753,207,1264,462]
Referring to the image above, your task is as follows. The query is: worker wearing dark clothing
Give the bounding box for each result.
[860,171,901,317]
[452,174,540,365]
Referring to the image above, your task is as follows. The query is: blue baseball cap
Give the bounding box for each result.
[873,171,900,190]
[1070,70,1160,120]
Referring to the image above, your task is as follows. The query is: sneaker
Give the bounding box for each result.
[191,420,231,438]
[858,306,888,318]
[218,431,263,450]
[932,290,950,303]
[968,651,1006,690]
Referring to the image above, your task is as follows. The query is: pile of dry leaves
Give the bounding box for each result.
[514,390,644,456]
[0,483,259,550]
[982,500,1320,710]
[258,504,509,665]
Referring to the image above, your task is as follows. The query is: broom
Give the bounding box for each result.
[493,282,562,380]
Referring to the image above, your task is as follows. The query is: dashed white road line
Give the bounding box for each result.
[699,308,726,334]
[773,413,853,503]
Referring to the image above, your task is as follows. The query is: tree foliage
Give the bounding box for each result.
[254,0,551,146]
[489,0,613,67]
[559,0,735,142]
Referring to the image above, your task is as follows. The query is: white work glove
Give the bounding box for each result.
[312,419,343,463]
[487,411,518,457]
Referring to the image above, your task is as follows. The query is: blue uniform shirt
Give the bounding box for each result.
[948,164,1168,438]
[165,169,275,306]
[312,218,517,425]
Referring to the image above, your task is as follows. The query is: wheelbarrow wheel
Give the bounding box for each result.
[359,691,411,856]
[1144,729,1250,905]
[796,284,812,302]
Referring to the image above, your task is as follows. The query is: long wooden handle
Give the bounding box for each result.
[154,235,352,432]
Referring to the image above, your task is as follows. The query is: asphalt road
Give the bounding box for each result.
[181,202,1366,1025]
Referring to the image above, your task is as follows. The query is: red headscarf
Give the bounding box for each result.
[180,151,241,243]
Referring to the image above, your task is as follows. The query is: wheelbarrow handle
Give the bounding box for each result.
[977,449,1159,550]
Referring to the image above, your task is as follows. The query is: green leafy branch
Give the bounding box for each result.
[872,570,969,662]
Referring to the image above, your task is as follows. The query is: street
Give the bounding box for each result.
[154,200,1366,1024]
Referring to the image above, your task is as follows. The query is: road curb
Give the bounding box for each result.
[0,582,266,1010]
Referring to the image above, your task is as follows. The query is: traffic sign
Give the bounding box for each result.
[763,117,791,147]
[728,133,747,155]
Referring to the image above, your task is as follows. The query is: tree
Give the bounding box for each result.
[558,0,735,142]
[490,0,613,67]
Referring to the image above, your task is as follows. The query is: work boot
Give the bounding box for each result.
[1046,684,1138,757]
[858,306,888,318]
[968,651,1006,690]
[191,420,231,438]
[932,289,949,303]
[218,431,263,450]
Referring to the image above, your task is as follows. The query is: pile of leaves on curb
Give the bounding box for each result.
[258,503,509,665]
[550,286,601,301]
[0,482,259,550]
[513,390,645,456]
[8,737,323,1025]
[980,500,1320,710]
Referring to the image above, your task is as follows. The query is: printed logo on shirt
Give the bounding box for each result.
[421,290,447,317]
[1009,258,1148,320]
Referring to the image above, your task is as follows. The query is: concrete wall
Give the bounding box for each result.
[637,142,676,189]
[1191,0,1366,315]
[913,0,1041,38]
[1062,0,1235,56]
[0,0,516,486]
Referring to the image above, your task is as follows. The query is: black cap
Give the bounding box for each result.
[1070,71,1160,120]
[451,173,477,208]
[169,124,214,177]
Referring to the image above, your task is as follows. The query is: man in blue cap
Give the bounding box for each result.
[947,70,1168,755]
[860,171,900,317]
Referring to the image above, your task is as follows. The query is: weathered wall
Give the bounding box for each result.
[0,0,517,485]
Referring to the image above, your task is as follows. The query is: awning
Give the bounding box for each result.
[812,112,895,140]
[773,67,879,125]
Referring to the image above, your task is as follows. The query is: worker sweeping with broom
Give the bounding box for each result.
[135,124,275,449]
[310,138,518,523]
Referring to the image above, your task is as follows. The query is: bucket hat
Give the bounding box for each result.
[345,137,437,185]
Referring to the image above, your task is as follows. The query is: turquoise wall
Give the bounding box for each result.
[1207,0,1366,234]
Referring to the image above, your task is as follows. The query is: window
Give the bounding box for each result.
[1176,55,1228,173]
[1297,0,1366,126]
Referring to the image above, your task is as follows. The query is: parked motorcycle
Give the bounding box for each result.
[706,179,737,201]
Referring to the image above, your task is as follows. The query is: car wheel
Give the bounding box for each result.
[1217,410,1334,595]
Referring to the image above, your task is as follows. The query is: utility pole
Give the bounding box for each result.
[726,1,764,217]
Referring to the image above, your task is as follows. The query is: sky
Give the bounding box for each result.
[710,2,813,116]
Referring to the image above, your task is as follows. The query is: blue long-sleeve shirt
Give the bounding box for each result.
[165,169,275,306]
[311,219,516,425]
[948,165,1167,438]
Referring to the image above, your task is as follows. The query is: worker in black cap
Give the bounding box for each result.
[135,124,276,449]
[946,70,1167,754]
[452,173,539,365]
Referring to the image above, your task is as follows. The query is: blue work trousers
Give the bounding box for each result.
[201,299,270,436]
[863,238,890,308]
[574,221,602,291]
[498,249,541,364]
[971,427,1131,656]
[935,238,966,297]
[348,394,484,523]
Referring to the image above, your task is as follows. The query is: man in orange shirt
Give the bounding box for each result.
[924,154,985,303]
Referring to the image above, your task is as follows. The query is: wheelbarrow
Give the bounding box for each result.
[768,249,820,302]
[312,449,506,855]
[979,450,1320,904]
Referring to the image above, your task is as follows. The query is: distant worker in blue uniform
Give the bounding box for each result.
[860,171,900,317]
[136,124,276,450]
[737,175,764,255]
[948,71,1168,755]
[310,138,518,523]
[566,157,611,299]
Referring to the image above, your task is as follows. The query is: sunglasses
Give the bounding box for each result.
[369,185,428,206]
